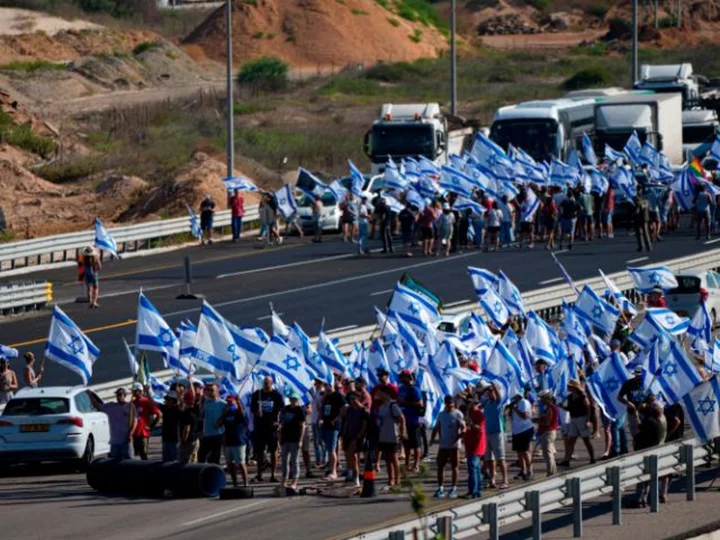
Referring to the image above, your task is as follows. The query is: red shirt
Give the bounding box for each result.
[371,383,399,412]
[646,296,667,308]
[132,396,161,438]
[538,403,559,434]
[229,194,245,217]
[463,405,486,456]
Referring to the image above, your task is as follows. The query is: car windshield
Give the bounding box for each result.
[490,119,558,162]
[3,397,70,416]
[668,276,701,295]
[370,124,435,159]
[298,192,336,207]
[683,124,717,145]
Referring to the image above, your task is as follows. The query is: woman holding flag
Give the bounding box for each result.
[82,246,101,309]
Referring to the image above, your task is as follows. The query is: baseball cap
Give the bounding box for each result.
[399,369,412,378]
[539,389,554,399]
[115,387,128,395]
[376,367,389,376]
[131,382,143,392]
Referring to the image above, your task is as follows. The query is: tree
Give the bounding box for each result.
[237,57,289,93]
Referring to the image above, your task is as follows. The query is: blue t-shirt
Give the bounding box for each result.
[484,400,505,434]
[203,399,226,437]
[398,384,423,426]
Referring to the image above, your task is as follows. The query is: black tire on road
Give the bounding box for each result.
[76,436,94,473]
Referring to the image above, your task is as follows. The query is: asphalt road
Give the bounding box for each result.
[2,223,719,387]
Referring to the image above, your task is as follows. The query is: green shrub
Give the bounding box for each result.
[351,8,369,15]
[319,76,383,96]
[74,0,116,13]
[587,2,610,17]
[569,41,608,57]
[395,0,447,30]
[251,31,265,39]
[387,17,401,27]
[237,56,289,92]
[658,16,678,29]
[132,41,162,55]
[0,110,55,157]
[524,0,552,10]
[233,102,273,115]
[36,158,104,183]
[563,67,613,90]
[0,60,66,73]
[375,0,389,7]
[409,29,423,43]
[242,0,257,4]
[607,17,632,39]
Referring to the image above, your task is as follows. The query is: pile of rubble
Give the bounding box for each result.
[477,14,540,35]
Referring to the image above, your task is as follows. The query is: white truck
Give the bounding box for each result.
[633,63,700,109]
[363,103,473,174]
[489,98,596,163]
[682,109,720,160]
[593,93,684,165]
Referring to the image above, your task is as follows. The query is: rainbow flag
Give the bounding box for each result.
[690,157,706,179]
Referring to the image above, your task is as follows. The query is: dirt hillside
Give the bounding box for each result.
[183,0,448,68]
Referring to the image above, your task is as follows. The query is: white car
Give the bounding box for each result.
[437,313,472,335]
[666,270,720,324]
[296,192,341,232]
[0,386,110,470]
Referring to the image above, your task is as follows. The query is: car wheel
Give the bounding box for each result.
[76,436,94,473]
[712,309,717,329]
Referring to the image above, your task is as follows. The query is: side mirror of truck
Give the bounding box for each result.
[437,131,447,155]
[363,130,371,158]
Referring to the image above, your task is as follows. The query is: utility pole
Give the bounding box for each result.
[450,0,457,115]
[631,0,638,85]
[226,0,235,180]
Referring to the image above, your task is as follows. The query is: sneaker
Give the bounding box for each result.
[433,486,445,498]
[355,478,361,488]
[448,487,458,499]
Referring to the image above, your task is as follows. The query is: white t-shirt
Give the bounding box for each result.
[487,208,502,228]
[511,398,534,435]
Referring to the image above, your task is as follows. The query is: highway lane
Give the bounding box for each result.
[2,224,719,387]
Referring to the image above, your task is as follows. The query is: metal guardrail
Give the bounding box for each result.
[349,438,712,540]
[0,206,260,271]
[0,282,53,314]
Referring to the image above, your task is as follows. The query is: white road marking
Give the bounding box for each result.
[95,283,177,299]
[327,324,359,333]
[626,256,649,264]
[539,277,564,285]
[444,300,471,308]
[370,289,394,296]
[705,238,720,245]
[217,252,355,279]
[182,500,269,527]
[256,313,282,321]
[553,249,569,255]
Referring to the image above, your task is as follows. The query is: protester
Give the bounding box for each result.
[510,391,534,481]
[82,246,102,308]
[419,203,437,257]
[633,400,666,507]
[341,391,369,487]
[378,197,395,254]
[633,191,652,252]
[431,395,466,499]
[311,378,327,468]
[541,194,558,251]
[357,196,371,255]
[279,390,306,490]
[250,376,284,482]
[92,388,136,460]
[398,204,417,257]
[558,190,579,250]
[660,402,685,502]
[646,286,667,308]
[301,403,315,479]
[463,383,487,498]
[601,184,615,239]
[397,369,423,473]
[130,382,161,460]
[160,391,181,462]
[377,384,405,490]
[312,196,323,243]
[617,366,647,449]
[354,377,372,412]
[696,183,713,240]
[0,358,19,404]
[340,192,357,243]
[484,201,502,252]
[482,383,509,489]
[23,352,44,389]
[198,382,225,465]
[437,204,455,257]
[180,382,202,464]
[320,380,346,480]
[534,389,559,477]
[559,379,596,467]
[199,194,216,245]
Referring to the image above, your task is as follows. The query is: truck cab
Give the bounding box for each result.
[633,63,700,109]
[682,109,720,160]
[364,103,448,174]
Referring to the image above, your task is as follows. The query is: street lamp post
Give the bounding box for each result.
[631,0,638,85]
[226,0,235,179]
[450,0,457,115]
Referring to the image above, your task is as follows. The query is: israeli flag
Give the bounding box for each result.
[624,131,642,165]
[550,158,579,186]
[605,144,626,164]
[706,338,720,375]
[651,339,703,404]
[417,367,443,427]
[270,307,290,340]
[192,302,245,379]
[589,168,609,195]
[135,292,182,371]
[639,142,660,170]
[431,339,460,372]
[688,300,713,344]
[389,311,424,371]
[525,311,557,366]
[388,282,441,328]
[599,269,637,316]
[274,185,298,220]
[187,205,203,241]
[682,375,720,443]
[288,322,331,385]
[574,285,620,335]
[468,266,499,290]
[474,284,510,328]
[497,270,525,316]
[296,167,326,199]
[94,218,118,258]
[445,367,483,397]
[503,329,534,383]
[259,335,313,405]
[347,342,368,380]
[123,338,139,376]
[0,344,18,360]
[470,132,507,167]
[627,265,679,293]
[317,330,347,376]
[439,166,475,198]
[581,132,597,166]
[551,354,578,403]
[375,306,399,342]
[611,166,636,201]
[484,340,525,402]
[587,352,631,421]
[45,306,99,385]
[453,197,485,217]
[224,175,257,192]
[643,308,690,341]
[383,157,407,190]
[383,195,405,214]
[405,187,425,210]
[563,304,589,366]
[670,167,696,212]
[521,187,540,222]
[327,179,347,202]
[226,323,268,367]
[177,321,197,372]
[711,135,720,162]
[367,338,391,387]
[348,160,365,197]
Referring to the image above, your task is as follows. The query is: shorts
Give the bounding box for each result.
[544,218,557,231]
[224,445,247,464]
[403,424,422,451]
[180,440,199,463]
[200,218,213,231]
[487,226,500,234]
[401,230,413,244]
[484,432,506,461]
[254,430,279,456]
[378,441,398,454]
[84,274,99,286]
[567,416,591,438]
[511,428,534,452]
[648,211,659,223]
[321,426,340,452]
[601,212,613,225]
[420,227,433,240]
[520,222,533,234]
[301,427,311,453]
[437,448,460,468]
[561,218,576,236]
[342,437,365,453]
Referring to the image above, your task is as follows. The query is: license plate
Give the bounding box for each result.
[20,424,49,433]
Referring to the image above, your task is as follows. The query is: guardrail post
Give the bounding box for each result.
[607,466,622,525]
[682,444,696,501]
[436,516,452,540]
[484,503,499,540]
[176,256,203,300]
[525,490,541,540]
[566,477,582,537]
[647,455,659,513]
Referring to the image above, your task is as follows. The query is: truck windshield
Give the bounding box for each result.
[489,119,558,162]
[370,124,435,161]
[683,124,717,145]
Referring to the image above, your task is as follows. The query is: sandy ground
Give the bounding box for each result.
[0,7,103,36]
[481,29,607,49]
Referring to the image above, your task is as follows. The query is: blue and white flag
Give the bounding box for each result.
[347,342,368,381]
[468,267,499,291]
[270,307,290,340]
[670,167,695,212]
[624,131,642,166]
[417,367,443,427]
[474,283,510,328]
[706,339,720,375]
[627,265,678,293]
[588,167,609,195]
[192,302,245,379]
[94,218,118,258]
[177,321,197,373]
[296,167,326,198]
[587,352,631,421]
[275,185,298,219]
[383,157,407,190]
[223,175,257,192]
[388,282,441,329]
[439,166,475,198]
[367,338,391,387]
[639,142,660,171]
[0,344,18,360]
[348,160,365,197]
[503,329,534,383]
[317,330,347,376]
[525,311,557,366]
[688,300,713,345]
[551,354,578,403]
[136,292,182,371]
[682,375,720,443]
[45,306,99,385]
[550,252,580,295]
[383,195,405,214]
[611,166,636,201]
[497,270,525,316]
[520,187,540,222]
[454,196,485,217]
[630,308,690,348]
[405,187,425,210]
[431,339,460,372]
[599,269,637,316]
[470,131,507,167]
[562,303,589,366]
[651,339,703,404]
[259,335,313,405]
[605,144,626,164]
[123,338,139,376]
[581,132,597,166]
[327,179,348,202]
[287,322,330,385]
[389,311,424,371]
[226,324,268,367]
[187,205,202,241]
[484,340,525,403]
[574,285,620,335]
